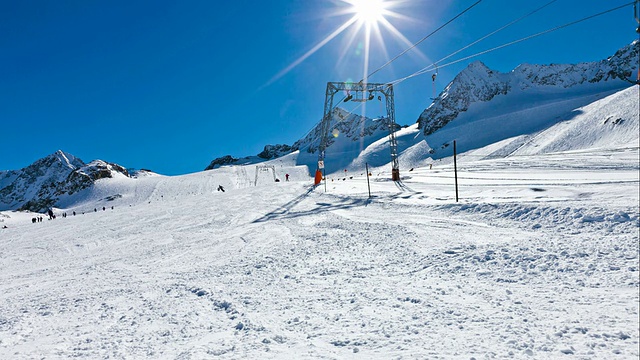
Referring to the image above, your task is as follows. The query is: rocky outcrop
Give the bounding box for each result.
[257,144,293,160]
[204,155,239,170]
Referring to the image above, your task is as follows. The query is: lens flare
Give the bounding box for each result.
[262,0,427,89]
[351,0,388,25]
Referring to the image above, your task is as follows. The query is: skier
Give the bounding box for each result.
[217,185,225,192]
[47,208,54,220]
[285,174,289,181]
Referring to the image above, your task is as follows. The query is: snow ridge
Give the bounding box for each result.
[418,41,639,136]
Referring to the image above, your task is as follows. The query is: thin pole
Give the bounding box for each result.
[366,163,371,198]
[323,168,326,192]
[453,140,459,202]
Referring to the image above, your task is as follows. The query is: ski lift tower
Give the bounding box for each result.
[318,81,400,181]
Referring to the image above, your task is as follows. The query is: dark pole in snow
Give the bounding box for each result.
[453,140,459,202]
[366,163,371,198]
[323,168,326,193]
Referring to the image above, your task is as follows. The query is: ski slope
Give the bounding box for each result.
[1,143,638,358]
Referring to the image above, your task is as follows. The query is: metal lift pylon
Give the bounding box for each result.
[317,81,400,184]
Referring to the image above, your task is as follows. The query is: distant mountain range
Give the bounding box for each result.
[207,41,639,170]
[1,41,637,212]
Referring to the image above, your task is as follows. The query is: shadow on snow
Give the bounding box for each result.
[252,185,373,223]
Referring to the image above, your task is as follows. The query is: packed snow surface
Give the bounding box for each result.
[1,144,638,359]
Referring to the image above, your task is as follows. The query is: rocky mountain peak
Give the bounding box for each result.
[50,150,84,169]
[0,151,130,212]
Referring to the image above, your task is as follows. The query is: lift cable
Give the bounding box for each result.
[321,1,484,131]
[406,0,558,86]
[390,1,636,86]
[363,0,483,82]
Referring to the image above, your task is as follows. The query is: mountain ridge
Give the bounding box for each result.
[417,40,639,136]
[0,151,132,212]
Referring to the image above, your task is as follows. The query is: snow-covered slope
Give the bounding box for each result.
[1,145,638,359]
[417,40,639,136]
[418,84,639,164]
[464,86,640,159]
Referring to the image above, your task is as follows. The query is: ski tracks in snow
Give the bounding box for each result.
[0,160,638,358]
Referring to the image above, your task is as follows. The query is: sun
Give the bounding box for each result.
[349,0,388,24]
[262,0,424,88]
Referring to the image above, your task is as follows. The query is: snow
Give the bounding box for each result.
[1,142,638,359]
[1,80,639,358]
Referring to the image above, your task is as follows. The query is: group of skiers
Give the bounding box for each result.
[25,174,297,224]
[30,206,114,224]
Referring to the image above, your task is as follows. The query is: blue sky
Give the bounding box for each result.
[1,0,637,175]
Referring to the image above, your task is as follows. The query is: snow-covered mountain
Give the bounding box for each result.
[291,107,399,154]
[0,150,132,212]
[204,108,397,172]
[417,40,638,136]
[204,145,293,171]
[204,42,638,175]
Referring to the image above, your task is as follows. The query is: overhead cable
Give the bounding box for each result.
[364,0,483,81]
[391,1,636,86]
[401,0,558,83]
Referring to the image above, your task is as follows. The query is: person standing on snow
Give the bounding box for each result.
[285,174,289,181]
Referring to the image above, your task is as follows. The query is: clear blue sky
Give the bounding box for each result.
[1,0,637,175]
